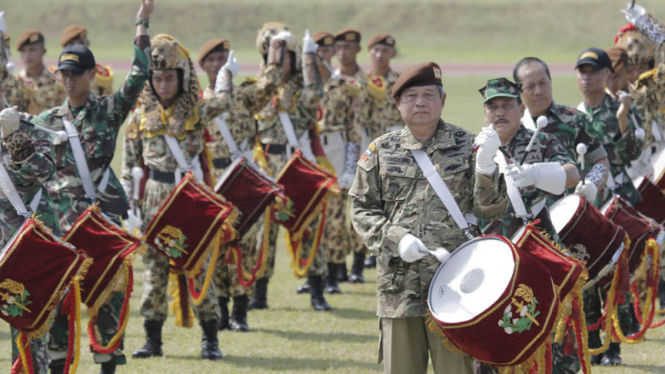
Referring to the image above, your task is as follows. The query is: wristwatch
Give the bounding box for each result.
[135,19,150,28]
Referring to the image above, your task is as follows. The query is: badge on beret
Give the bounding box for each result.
[345,33,356,41]
[223,41,230,50]
[386,36,394,45]
[324,36,334,45]
[29,33,39,43]
[433,66,442,80]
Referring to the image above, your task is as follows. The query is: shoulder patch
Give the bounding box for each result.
[361,142,376,161]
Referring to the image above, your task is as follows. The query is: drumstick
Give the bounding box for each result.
[576,143,588,185]
[520,116,548,166]
[19,119,68,143]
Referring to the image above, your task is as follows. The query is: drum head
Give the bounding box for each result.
[600,196,618,215]
[428,237,515,324]
[549,194,581,234]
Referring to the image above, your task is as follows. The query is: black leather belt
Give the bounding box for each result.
[260,143,287,155]
[149,169,176,184]
[212,157,232,169]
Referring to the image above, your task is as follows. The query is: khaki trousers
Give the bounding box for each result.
[381,316,474,374]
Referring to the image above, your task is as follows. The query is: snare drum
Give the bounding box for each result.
[428,236,559,366]
[549,194,626,289]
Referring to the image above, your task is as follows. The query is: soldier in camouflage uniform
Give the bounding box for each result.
[330,28,371,284]
[0,102,59,374]
[477,78,579,240]
[350,62,508,374]
[60,24,115,97]
[250,23,331,311]
[312,30,364,294]
[198,37,281,330]
[6,3,154,373]
[123,31,237,360]
[1,30,67,115]
[575,47,644,367]
[513,57,610,374]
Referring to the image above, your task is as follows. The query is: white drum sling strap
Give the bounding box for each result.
[163,135,204,183]
[0,157,42,217]
[278,112,315,161]
[410,149,475,239]
[63,119,110,200]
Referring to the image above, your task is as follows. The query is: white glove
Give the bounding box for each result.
[0,106,20,139]
[475,125,500,175]
[505,162,567,195]
[302,29,317,54]
[271,30,294,44]
[622,3,646,24]
[635,127,646,141]
[575,181,598,202]
[398,234,428,263]
[338,172,355,190]
[0,11,6,34]
[222,49,238,77]
[124,209,143,234]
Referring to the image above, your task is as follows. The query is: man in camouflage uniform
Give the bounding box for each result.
[312,30,364,294]
[198,37,280,330]
[1,30,66,114]
[331,28,371,284]
[123,31,238,359]
[576,47,644,367]
[5,2,154,373]
[250,23,331,311]
[0,102,59,373]
[350,62,508,374]
[513,57,609,374]
[60,24,115,97]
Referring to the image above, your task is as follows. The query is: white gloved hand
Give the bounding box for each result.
[505,162,567,195]
[124,209,143,234]
[271,30,294,44]
[575,181,598,202]
[302,29,317,54]
[475,125,501,175]
[0,106,20,139]
[338,172,355,190]
[0,11,6,34]
[622,3,646,24]
[222,49,239,77]
[398,234,428,263]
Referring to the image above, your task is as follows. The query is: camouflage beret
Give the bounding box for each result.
[479,78,521,104]
[198,39,230,64]
[313,31,334,47]
[16,30,44,51]
[334,28,361,43]
[367,33,395,49]
[60,24,87,47]
[392,62,442,99]
[605,46,628,74]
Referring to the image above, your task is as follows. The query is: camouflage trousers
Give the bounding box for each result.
[11,328,49,374]
[139,179,220,322]
[551,326,581,374]
[259,151,327,279]
[320,190,363,263]
[583,285,633,333]
[48,291,127,365]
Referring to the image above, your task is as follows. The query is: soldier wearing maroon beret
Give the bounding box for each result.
[198,39,231,91]
[60,24,115,96]
[312,31,335,80]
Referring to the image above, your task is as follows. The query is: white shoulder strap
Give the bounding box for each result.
[63,119,99,200]
[410,149,473,239]
[278,112,301,149]
[0,160,28,216]
[495,151,529,219]
[521,109,537,131]
[576,102,587,114]
[214,113,240,157]
[163,135,203,183]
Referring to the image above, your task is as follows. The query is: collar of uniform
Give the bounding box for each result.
[547,101,565,123]
[400,120,455,151]
[56,93,98,118]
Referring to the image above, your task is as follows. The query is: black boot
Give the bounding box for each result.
[99,362,116,374]
[248,277,269,309]
[338,262,349,282]
[230,295,250,332]
[348,252,366,283]
[325,263,342,294]
[49,360,65,374]
[296,280,310,294]
[132,320,164,358]
[601,342,622,366]
[310,275,333,311]
[364,255,376,268]
[218,296,230,330]
[587,329,603,365]
[200,319,223,360]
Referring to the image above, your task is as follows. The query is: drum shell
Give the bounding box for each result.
[553,196,626,289]
[635,179,665,225]
[430,236,560,366]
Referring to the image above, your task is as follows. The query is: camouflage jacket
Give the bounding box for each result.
[349,120,508,318]
[318,76,362,145]
[365,69,403,137]
[28,36,151,228]
[580,93,644,206]
[255,74,323,146]
[0,60,67,115]
[204,65,280,163]
[0,116,61,245]
[480,125,574,239]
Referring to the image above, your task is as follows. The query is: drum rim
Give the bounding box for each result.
[549,194,582,235]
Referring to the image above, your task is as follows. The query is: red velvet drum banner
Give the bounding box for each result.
[0,219,88,334]
[635,178,665,224]
[428,236,559,367]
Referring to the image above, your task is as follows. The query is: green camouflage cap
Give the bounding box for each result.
[479,77,521,104]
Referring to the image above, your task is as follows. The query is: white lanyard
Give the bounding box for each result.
[410,149,474,239]
[63,119,109,200]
